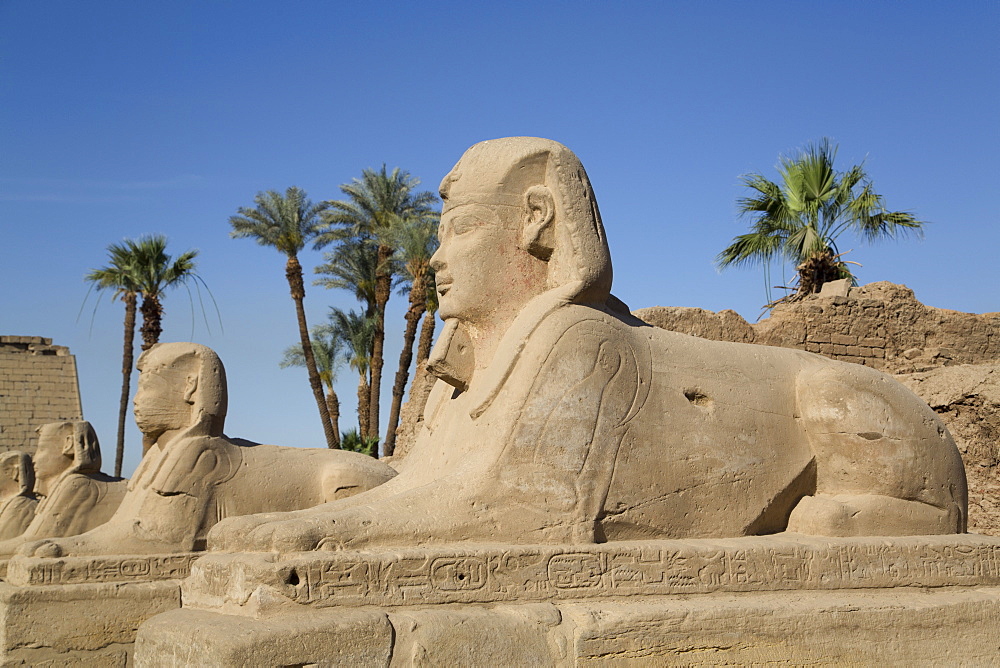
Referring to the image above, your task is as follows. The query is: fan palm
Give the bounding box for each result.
[229,186,338,449]
[321,167,438,441]
[85,235,202,476]
[383,216,439,455]
[85,244,139,477]
[717,139,925,302]
[126,235,201,352]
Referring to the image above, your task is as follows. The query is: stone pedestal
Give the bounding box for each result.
[134,534,1000,665]
[0,552,198,666]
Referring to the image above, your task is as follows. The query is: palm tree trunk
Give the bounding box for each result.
[383,277,426,456]
[115,292,137,477]
[326,390,340,447]
[415,309,436,365]
[368,243,393,440]
[286,255,339,449]
[357,374,371,439]
[139,294,163,352]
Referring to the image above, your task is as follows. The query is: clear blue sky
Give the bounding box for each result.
[2,1,997,476]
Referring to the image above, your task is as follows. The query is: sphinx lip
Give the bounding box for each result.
[436,279,452,295]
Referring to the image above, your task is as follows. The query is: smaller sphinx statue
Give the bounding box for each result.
[0,452,37,541]
[0,422,127,556]
[21,342,397,557]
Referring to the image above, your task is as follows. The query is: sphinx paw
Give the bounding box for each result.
[246,518,331,554]
[208,515,270,552]
[18,540,63,558]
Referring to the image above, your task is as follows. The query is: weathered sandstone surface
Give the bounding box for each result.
[636,282,1000,534]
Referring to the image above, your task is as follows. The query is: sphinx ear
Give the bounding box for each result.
[184,375,198,405]
[62,425,77,457]
[521,185,555,261]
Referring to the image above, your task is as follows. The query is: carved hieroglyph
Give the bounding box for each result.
[19,343,397,557]
[138,534,1000,666]
[209,137,967,555]
[0,452,36,540]
[0,421,127,557]
[187,534,1000,612]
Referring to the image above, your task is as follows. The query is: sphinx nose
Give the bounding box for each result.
[429,247,445,272]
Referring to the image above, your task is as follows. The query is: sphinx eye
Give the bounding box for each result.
[451,215,480,235]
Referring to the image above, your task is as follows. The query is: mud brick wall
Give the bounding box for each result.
[0,336,84,454]
[635,282,1000,373]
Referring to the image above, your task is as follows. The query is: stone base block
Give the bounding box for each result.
[0,552,199,666]
[135,586,1000,666]
[134,607,393,667]
[565,587,1000,665]
[0,580,182,667]
[133,535,1000,666]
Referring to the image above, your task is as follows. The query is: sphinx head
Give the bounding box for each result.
[134,342,227,443]
[0,451,34,500]
[431,137,612,329]
[33,421,102,496]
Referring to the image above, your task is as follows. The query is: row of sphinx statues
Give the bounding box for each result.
[0,422,126,551]
[0,137,971,563]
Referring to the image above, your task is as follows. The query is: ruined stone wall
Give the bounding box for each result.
[635,281,1000,374]
[0,336,84,454]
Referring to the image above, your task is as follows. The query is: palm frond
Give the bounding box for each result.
[720,138,926,302]
[229,186,328,257]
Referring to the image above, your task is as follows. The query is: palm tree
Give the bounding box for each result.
[314,238,379,439]
[321,167,438,441]
[383,216,439,456]
[717,139,925,302]
[85,235,203,476]
[327,307,376,439]
[85,243,140,478]
[280,327,346,447]
[229,186,339,449]
[314,238,379,321]
[126,235,201,352]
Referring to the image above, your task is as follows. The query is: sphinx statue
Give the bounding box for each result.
[0,421,127,556]
[208,136,967,554]
[21,342,396,557]
[0,452,37,541]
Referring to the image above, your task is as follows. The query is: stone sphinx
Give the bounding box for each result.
[209,136,966,555]
[21,342,396,557]
[133,138,998,666]
[0,421,127,557]
[0,452,36,541]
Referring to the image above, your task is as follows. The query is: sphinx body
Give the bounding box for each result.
[0,452,37,541]
[208,137,966,554]
[211,293,966,552]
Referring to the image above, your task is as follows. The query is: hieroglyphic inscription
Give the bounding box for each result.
[7,553,200,587]
[216,535,1000,609]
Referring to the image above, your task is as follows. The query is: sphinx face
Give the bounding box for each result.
[432,202,515,322]
[0,457,20,499]
[33,423,72,496]
[133,351,193,440]
[431,192,547,331]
